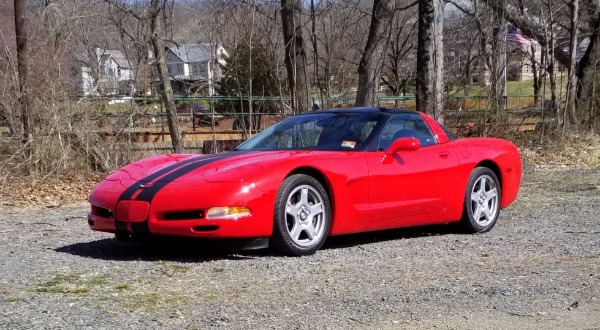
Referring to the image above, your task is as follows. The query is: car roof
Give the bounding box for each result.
[301,107,419,116]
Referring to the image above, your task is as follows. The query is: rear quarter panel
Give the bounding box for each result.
[452,138,522,209]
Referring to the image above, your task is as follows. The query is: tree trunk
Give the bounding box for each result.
[281,0,310,114]
[310,0,321,108]
[489,21,506,114]
[531,43,540,106]
[14,0,33,170]
[566,0,579,125]
[481,0,600,130]
[548,26,559,125]
[416,0,444,120]
[150,0,183,153]
[356,0,395,107]
[576,1,600,126]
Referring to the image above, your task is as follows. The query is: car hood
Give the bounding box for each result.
[103,151,302,184]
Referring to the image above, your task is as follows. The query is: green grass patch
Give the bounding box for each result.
[87,274,110,286]
[116,292,190,312]
[36,286,89,294]
[114,284,131,291]
[458,77,568,97]
[157,261,192,277]
[33,272,112,295]
[39,273,82,287]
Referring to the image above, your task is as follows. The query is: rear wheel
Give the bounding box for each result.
[461,167,501,233]
[271,174,331,256]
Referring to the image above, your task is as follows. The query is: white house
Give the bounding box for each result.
[74,48,135,96]
[165,43,228,95]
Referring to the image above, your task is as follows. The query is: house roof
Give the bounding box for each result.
[74,49,132,69]
[168,43,221,63]
[99,49,132,69]
[560,37,589,63]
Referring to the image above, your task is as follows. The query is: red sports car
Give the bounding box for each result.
[88,108,521,256]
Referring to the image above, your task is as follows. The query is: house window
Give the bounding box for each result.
[177,63,183,75]
[194,62,207,77]
[117,68,121,77]
[191,63,205,77]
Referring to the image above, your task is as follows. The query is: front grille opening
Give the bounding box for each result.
[162,210,204,220]
[92,206,113,219]
[193,225,219,232]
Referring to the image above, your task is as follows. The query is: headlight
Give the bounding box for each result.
[206,206,251,220]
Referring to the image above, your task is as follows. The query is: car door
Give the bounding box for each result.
[366,113,461,225]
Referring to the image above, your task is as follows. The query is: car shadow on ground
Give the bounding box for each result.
[322,223,462,251]
[56,223,462,262]
[55,236,272,263]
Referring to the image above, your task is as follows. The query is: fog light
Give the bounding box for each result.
[206,206,251,220]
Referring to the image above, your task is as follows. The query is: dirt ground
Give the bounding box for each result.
[1,136,600,329]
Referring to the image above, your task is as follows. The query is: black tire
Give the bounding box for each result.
[460,167,501,233]
[271,174,331,256]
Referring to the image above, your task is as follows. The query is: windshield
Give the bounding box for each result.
[236,112,383,151]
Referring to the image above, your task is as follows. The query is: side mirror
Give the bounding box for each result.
[381,137,420,164]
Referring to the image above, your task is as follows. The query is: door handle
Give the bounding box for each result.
[438,152,452,159]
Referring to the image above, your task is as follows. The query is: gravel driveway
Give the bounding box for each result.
[1,165,599,329]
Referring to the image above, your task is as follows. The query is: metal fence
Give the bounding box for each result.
[77,94,549,147]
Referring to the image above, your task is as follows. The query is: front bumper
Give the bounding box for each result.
[88,180,275,239]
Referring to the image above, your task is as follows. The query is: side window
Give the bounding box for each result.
[378,113,437,150]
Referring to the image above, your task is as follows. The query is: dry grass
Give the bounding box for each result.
[518,133,600,168]
[0,131,598,211]
[0,173,101,211]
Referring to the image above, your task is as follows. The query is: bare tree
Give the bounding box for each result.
[310,0,369,108]
[14,0,33,170]
[489,7,506,114]
[356,0,396,107]
[281,0,310,113]
[150,0,183,153]
[416,0,444,120]
[565,0,579,125]
[381,12,417,102]
[481,0,600,129]
[103,0,184,153]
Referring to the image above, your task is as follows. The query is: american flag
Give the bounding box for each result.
[507,25,532,46]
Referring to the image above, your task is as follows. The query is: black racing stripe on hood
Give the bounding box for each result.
[118,156,204,201]
[134,153,239,203]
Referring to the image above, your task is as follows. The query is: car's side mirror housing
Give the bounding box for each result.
[381,137,420,164]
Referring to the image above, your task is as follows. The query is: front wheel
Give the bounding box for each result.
[461,167,501,233]
[271,174,331,256]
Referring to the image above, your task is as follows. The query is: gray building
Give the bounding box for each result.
[74,48,135,96]
[165,43,228,95]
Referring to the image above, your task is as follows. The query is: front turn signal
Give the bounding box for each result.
[206,206,251,220]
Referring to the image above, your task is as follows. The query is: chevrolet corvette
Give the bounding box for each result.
[88,108,521,256]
